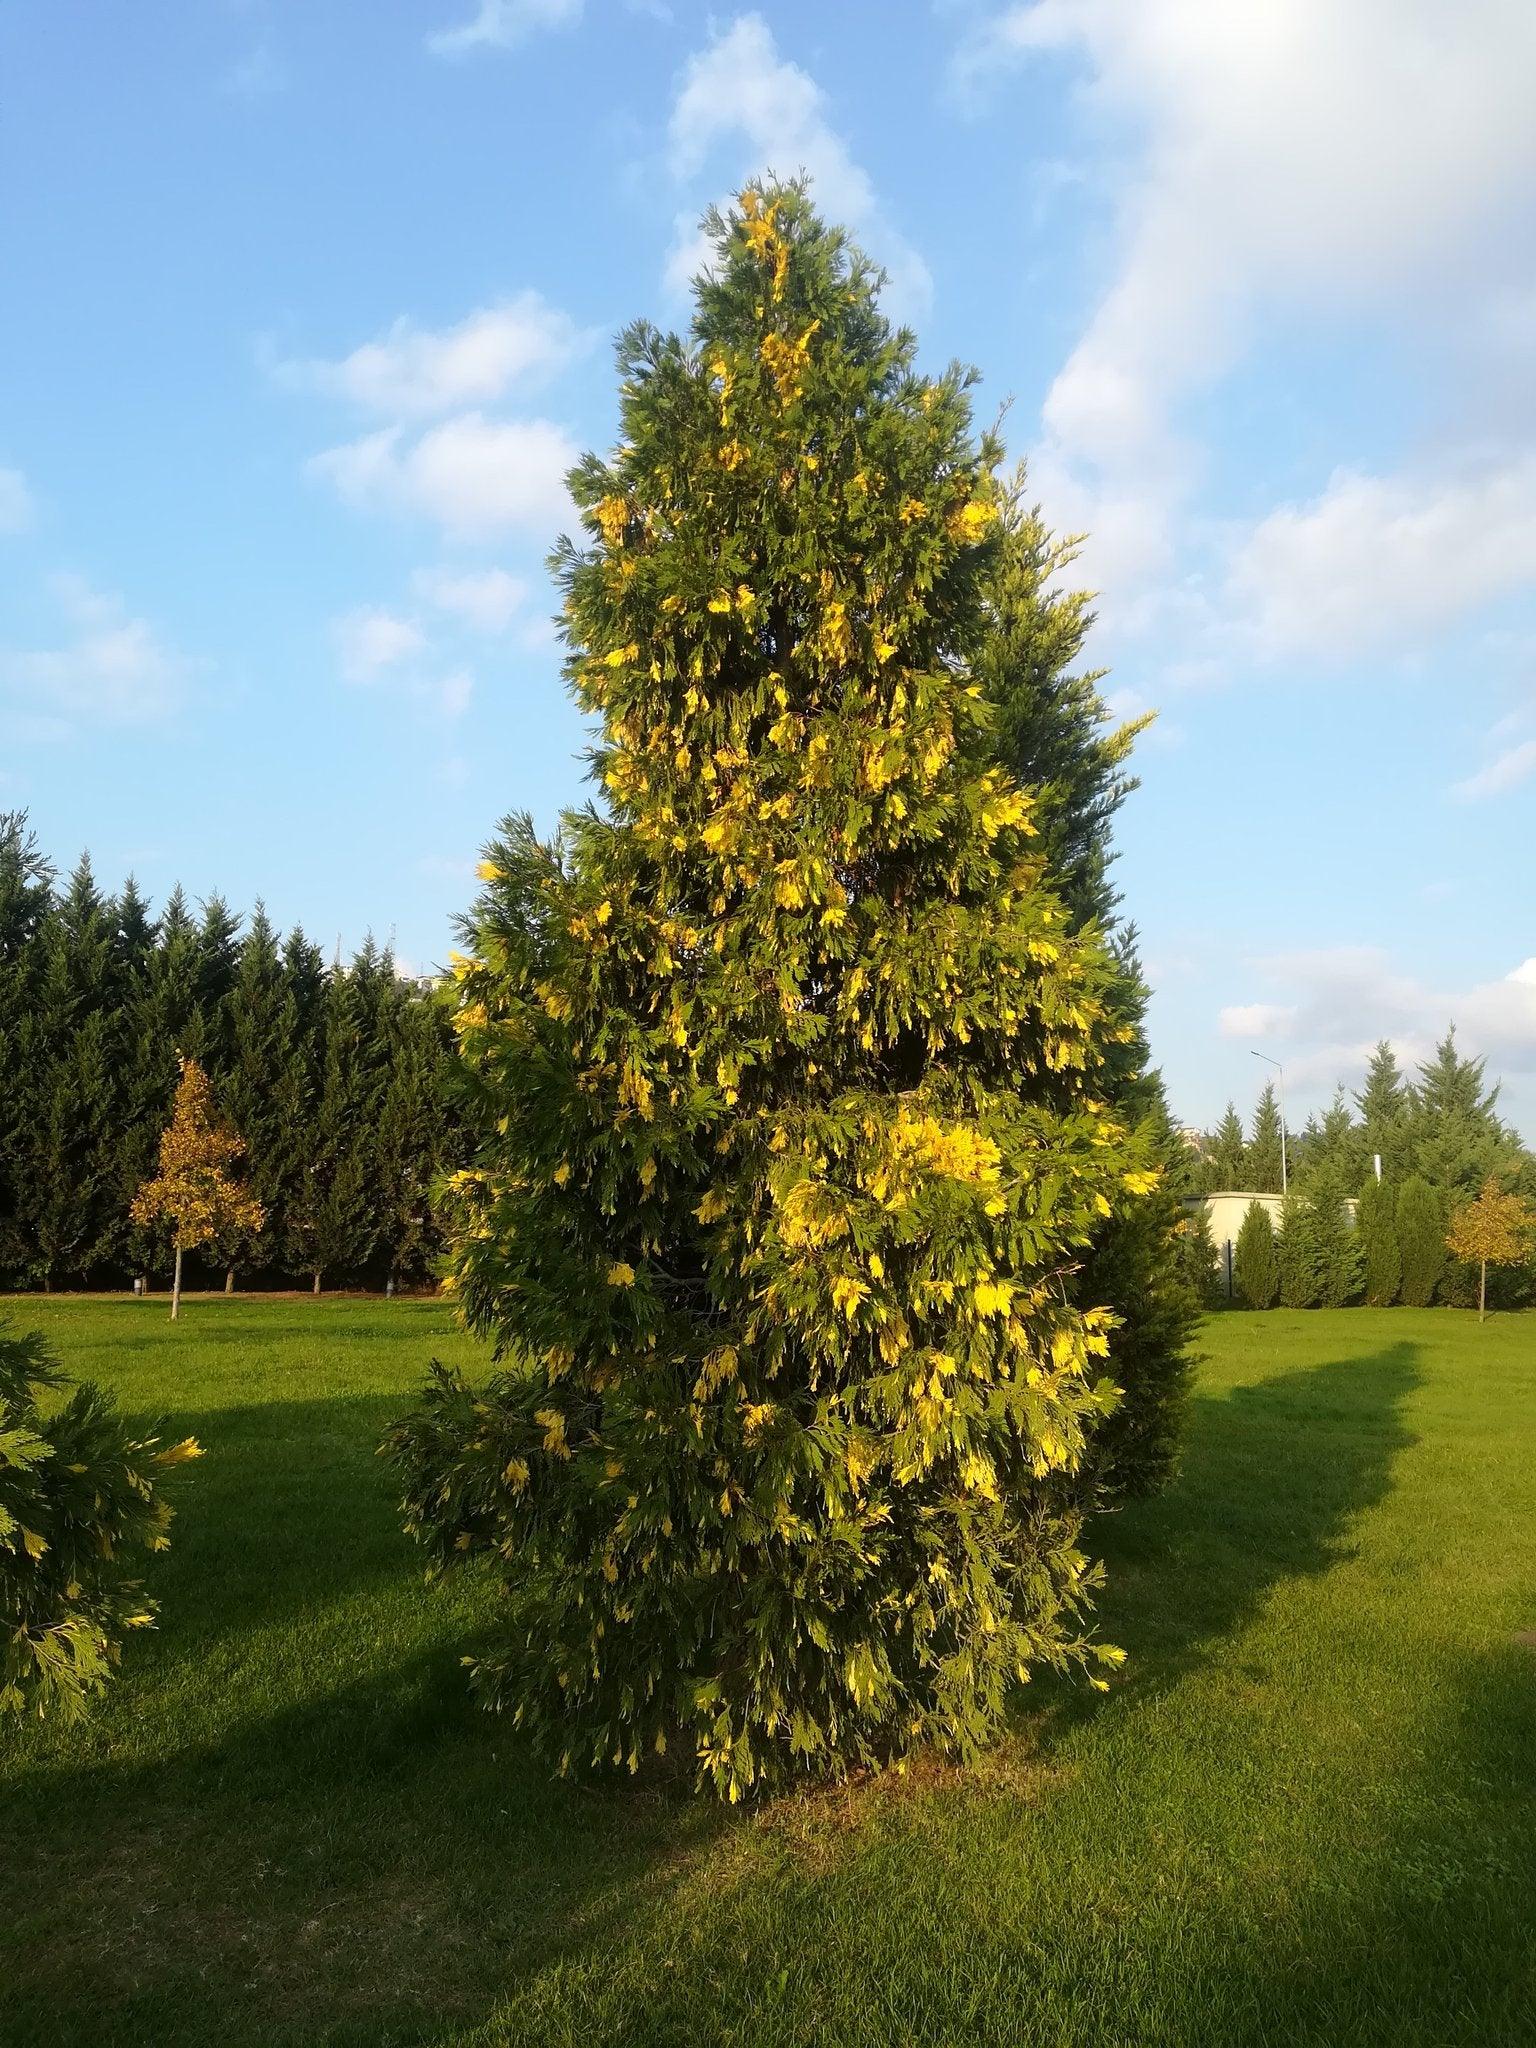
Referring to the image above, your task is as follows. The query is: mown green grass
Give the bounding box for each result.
[2,1297,1533,2047]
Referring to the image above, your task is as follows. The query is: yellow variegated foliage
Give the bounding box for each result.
[385,184,1158,1800]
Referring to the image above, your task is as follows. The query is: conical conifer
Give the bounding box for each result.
[386,187,1155,1797]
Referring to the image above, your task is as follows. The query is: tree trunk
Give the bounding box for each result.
[1480,1259,1487,1323]
[225,1267,235,1295]
[171,1244,183,1322]
[312,1269,322,1295]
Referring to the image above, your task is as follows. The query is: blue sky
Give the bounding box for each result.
[3,1,1534,1138]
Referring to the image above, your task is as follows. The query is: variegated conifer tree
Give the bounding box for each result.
[386,186,1158,1797]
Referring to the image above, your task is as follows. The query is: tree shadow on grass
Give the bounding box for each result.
[0,1343,1432,2048]
[1,1633,729,2048]
[0,1366,734,2048]
[108,1390,441,1650]
[1080,1338,1423,1706]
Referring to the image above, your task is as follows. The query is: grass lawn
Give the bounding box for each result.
[2,1297,1533,2047]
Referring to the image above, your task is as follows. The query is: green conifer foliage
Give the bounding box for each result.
[1354,1041,1412,1186]
[1296,1089,1359,1187]
[1246,1083,1286,1194]
[1356,1176,1401,1305]
[1276,1190,1318,1307]
[385,188,1154,1797]
[1233,1200,1279,1308]
[973,484,1195,1499]
[0,817,54,1278]
[1397,1175,1448,1307]
[1175,1197,1220,1304]
[1307,1162,1363,1308]
[0,1318,201,1716]
[1204,1104,1248,1191]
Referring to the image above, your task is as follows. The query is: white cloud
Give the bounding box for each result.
[413,564,528,633]
[223,46,286,99]
[275,295,581,417]
[333,607,428,682]
[1219,946,1536,1112]
[310,413,577,539]
[0,574,184,730]
[1218,1002,1297,1040]
[961,1,1536,625]
[0,466,33,534]
[428,668,475,720]
[427,0,581,57]
[664,15,932,318]
[1227,455,1536,660]
[1452,736,1536,802]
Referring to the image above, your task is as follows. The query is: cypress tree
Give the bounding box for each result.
[1297,1088,1358,1187]
[1411,1027,1514,1199]
[1356,1176,1401,1305]
[975,478,1195,1500]
[219,906,291,1286]
[376,983,457,1285]
[1176,1196,1220,1304]
[1246,1082,1285,1194]
[1397,1175,1447,1308]
[1276,1189,1319,1307]
[1308,1162,1362,1308]
[290,964,374,1291]
[1233,1199,1279,1308]
[386,185,1153,1795]
[1204,1104,1248,1191]
[0,817,55,1281]
[1354,1041,1412,1186]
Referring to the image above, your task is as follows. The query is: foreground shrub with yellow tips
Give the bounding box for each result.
[383,184,1157,1800]
[0,1317,202,1718]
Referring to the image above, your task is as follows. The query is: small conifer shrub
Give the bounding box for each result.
[385,187,1157,1799]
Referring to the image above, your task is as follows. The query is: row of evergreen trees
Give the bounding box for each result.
[1195,1035,1534,1308]
[1227,1171,1517,1312]
[0,815,462,1292]
[1197,1034,1529,1204]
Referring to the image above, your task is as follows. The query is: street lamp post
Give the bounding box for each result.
[1250,1050,1288,1196]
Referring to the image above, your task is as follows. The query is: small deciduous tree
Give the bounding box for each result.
[1445,1177,1536,1322]
[1,1317,201,1717]
[1233,1199,1279,1308]
[130,1057,264,1318]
